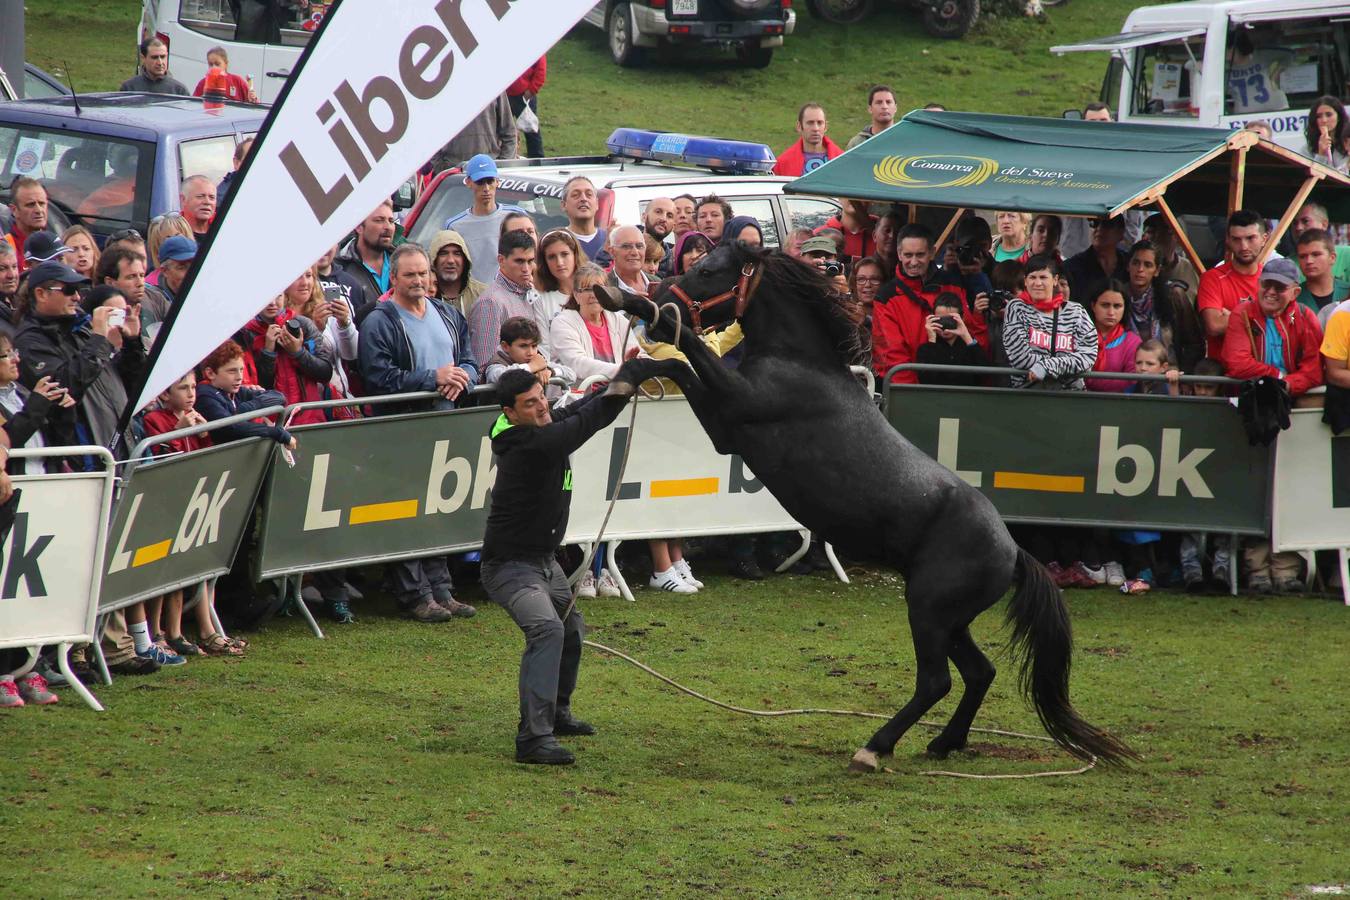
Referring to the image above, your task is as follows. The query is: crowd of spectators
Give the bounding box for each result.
[5,58,1350,706]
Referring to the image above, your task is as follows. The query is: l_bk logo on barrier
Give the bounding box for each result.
[107,473,237,573]
[301,437,496,531]
[0,512,54,599]
[604,427,765,500]
[938,418,1214,498]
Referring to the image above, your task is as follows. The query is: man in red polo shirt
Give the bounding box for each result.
[773,103,843,177]
[6,177,51,275]
[1198,210,1265,358]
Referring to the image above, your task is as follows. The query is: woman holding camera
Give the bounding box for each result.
[241,271,334,426]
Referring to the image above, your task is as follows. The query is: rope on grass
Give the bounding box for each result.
[583,638,1097,780]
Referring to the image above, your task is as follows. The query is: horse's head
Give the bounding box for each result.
[635,240,769,342]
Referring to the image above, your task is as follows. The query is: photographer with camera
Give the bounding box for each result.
[914,292,988,386]
[800,235,851,295]
[240,292,334,424]
[873,224,988,385]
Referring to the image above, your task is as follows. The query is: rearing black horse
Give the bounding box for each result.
[595,241,1136,772]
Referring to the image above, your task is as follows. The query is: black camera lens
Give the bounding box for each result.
[285,319,303,338]
[824,261,843,277]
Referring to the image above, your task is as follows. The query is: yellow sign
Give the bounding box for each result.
[873,155,997,189]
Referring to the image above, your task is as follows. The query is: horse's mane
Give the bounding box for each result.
[755,251,865,368]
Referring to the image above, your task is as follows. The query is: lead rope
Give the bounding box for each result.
[561,300,1094,779]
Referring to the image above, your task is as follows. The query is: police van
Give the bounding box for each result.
[404,129,840,251]
[137,0,317,104]
[1052,0,1350,152]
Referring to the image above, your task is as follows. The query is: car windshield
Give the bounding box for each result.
[408,175,571,247]
[0,123,152,230]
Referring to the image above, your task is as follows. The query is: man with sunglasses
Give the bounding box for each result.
[13,261,125,448]
[443,155,524,283]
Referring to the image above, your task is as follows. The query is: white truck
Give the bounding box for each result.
[1052,0,1350,153]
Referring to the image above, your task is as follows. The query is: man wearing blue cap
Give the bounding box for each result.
[145,235,197,334]
[442,155,525,284]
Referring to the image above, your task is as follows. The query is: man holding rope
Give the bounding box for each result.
[484,359,674,765]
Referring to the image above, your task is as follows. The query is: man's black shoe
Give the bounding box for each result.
[554,715,597,737]
[515,743,575,765]
[109,655,160,676]
[731,558,765,580]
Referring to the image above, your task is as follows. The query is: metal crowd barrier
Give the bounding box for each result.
[2,445,116,711]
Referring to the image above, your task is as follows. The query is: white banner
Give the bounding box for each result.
[1272,410,1350,552]
[0,470,111,650]
[133,0,596,412]
[567,398,802,543]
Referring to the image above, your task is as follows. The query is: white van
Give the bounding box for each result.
[137,0,317,103]
[1052,0,1350,153]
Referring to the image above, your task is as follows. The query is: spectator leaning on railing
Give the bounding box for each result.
[1001,253,1098,390]
[1220,258,1324,398]
[872,223,987,384]
[355,243,478,624]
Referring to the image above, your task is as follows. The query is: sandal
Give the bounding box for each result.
[166,635,201,656]
[1120,579,1151,595]
[199,633,244,656]
[225,635,249,650]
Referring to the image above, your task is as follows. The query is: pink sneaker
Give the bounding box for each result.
[17,672,58,705]
[0,675,24,708]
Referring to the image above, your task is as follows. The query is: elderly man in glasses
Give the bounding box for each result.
[606,225,654,299]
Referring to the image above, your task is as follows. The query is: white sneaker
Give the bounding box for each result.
[575,570,597,599]
[1103,561,1125,587]
[674,559,704,589]
[648,567,696,594]
[596,568,621,597]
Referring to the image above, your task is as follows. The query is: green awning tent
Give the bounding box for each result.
[785,109,1350,222]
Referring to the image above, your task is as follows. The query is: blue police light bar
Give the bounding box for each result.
[606,128,776,174]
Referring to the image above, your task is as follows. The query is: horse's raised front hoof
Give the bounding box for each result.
[592,284,625,313]
[847,748,881,774]
[603,379,635,400]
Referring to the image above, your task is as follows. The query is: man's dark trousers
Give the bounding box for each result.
[481,555,583,752]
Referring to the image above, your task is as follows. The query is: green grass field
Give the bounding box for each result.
[25,0,1143,156]
[10,4,1346,897]
[3,569,1346,896]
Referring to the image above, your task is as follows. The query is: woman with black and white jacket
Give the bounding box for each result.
[1001,254,1098,389]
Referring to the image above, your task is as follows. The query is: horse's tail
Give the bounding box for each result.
[1005,547,1138,766]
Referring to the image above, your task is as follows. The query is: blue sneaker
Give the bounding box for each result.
[137,645,186,667]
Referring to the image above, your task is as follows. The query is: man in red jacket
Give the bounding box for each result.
[872,224,988,384]
[507,57,546,159]
[1221,257,1323,395]
[772,103,843,177]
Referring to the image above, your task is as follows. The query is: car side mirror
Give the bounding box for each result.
[1062,109,1083,120]
[391,178,417,211]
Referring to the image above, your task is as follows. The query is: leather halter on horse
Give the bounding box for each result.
[666,261,760,331]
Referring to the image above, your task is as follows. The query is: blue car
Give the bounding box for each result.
[0,92,265,244]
